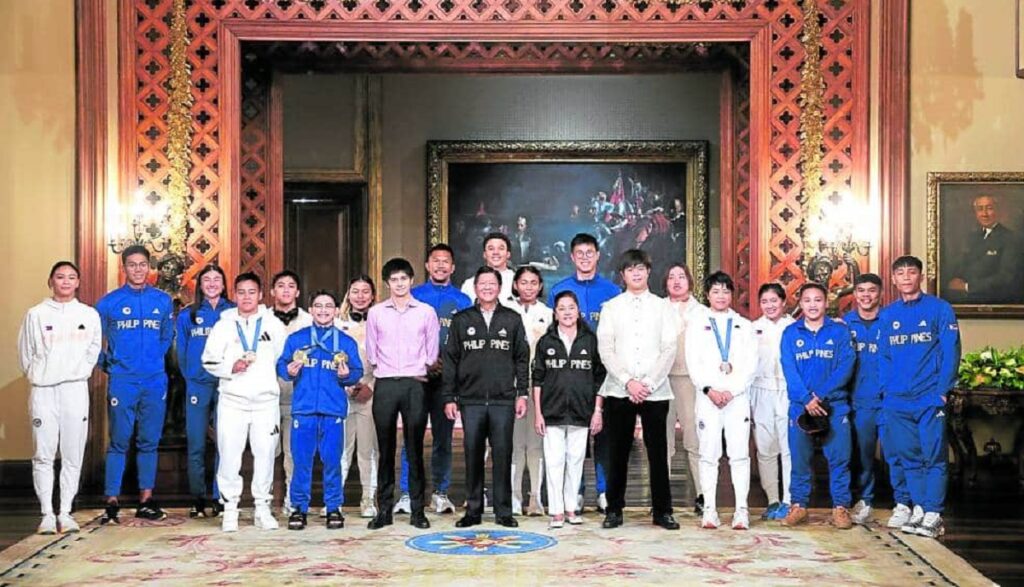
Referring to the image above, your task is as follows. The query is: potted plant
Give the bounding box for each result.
[958,346,1024,391]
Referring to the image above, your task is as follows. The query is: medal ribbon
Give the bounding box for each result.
[236,317,263,354]
[709,316,733,365]
[310,326,339,354]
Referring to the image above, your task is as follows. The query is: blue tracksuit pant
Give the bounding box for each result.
[851,406,909,506]
[290,414,345,513]
[789,408,852,508]
[185,379,219,499]
[885,404,947,513]
[105,373,167,496]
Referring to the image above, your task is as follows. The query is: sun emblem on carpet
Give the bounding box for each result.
[405,530,556,556]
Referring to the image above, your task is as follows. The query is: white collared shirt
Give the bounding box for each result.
[597,289,678,401]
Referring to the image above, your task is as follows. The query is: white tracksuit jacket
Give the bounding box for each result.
[201,305,287,410]
[18,298,102,387]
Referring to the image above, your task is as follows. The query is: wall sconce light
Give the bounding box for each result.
[108,190,171,256]
[803,194,875,312]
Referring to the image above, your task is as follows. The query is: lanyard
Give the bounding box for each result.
[236,317,263,353]
[310,326,339,354]
[709,316,733,363]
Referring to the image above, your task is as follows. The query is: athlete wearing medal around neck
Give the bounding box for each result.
[18,261,101,535]
[596,249,679,531]
[95,245,174,525]
[877,255,960,539]
[174,263,235,519]
[443,266,531,529]
[201,272,287,532]
[684,270,757,530]
[269,270,312,516]
[779,282,856,530]
[277,290,363,530]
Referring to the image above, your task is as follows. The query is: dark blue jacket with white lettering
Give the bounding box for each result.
[547,274,621,329]
[843,309,884,410]
[877,293,961,410]
[780,317,855,418]
[96,284,174,378]
[411,281,473,347]
[276,324,364,418]
[175,298,236,384]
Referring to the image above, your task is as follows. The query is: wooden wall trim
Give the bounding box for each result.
[719,71,736,279]
[218,24,242,277]
[747,24,773,318]
[878,0,910,296]
[267,73,284,281]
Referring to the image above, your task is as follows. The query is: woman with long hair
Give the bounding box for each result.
[337,274,380,519]
[18,261,102,534]
[175,263,235,518]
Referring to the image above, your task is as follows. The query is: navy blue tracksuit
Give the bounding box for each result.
[780,318,855,508]
[878,294,960,513]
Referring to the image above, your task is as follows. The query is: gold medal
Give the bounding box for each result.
[243,351,257,364]
[292,349,308,364]
[720,362,733,375]
[333,351,348,367]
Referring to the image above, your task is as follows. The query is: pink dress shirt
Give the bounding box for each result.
[365,296,440,378]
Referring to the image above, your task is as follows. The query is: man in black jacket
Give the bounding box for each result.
[444,267,530,527]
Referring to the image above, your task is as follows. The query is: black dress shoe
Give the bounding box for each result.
[410,511,431,529]
[189,497,206,519]
[694,494,705,516]
[602,511,623,529]
[495,515,518,528]
[653,514,680,530]
[367,513,393,530]
[455,515,482,528]
[288,511,307,530]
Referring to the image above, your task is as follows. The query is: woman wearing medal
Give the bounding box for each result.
[277,290,363,530]
[685,271,758,530]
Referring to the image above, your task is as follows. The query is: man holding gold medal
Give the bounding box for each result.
[202,273,288,532]
[277,290,363,530]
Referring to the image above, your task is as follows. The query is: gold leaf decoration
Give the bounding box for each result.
[166,0,193,261]
[798,0,826,255]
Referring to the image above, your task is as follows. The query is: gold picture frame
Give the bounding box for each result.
[927,171,1024,318]
[426,140,709,294]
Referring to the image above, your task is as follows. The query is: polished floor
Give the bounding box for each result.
[2,430,1021,585]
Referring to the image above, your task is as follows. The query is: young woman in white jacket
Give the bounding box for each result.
[17,261,101,535]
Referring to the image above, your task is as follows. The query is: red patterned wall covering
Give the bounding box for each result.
[123,0,870,314]
[237,59,272,280]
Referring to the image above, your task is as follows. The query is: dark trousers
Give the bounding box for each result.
[462,404,515,518]
[604,397,672,517]
[373,378,428,515]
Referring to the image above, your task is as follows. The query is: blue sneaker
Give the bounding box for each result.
[771,503,790,520]
[761,502,780,520]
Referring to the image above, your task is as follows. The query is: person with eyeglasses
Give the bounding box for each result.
[547,233,619,514]
[277,290,363,530]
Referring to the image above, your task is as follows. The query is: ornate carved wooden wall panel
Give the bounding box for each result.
[124,0,871,314]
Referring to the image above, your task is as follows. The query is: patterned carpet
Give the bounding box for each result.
[0,508,994,586]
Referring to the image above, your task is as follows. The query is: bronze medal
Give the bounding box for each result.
[720,362,733,375]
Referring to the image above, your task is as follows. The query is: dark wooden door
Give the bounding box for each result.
[284,181,366,297]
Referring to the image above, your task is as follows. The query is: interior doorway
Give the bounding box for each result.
[283,181,366,297]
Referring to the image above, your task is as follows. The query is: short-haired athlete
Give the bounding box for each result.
[843,273,909,527]
[96,245,174,524]
[277,290,363,530]
[878,255,960,539]
[460,232,516,306]
[18,261,101,534]
[780,282,855,529]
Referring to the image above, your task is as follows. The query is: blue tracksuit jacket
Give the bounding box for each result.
[878,294,961,410]
[96,284,174,377]
[277,324,364,417]
[412,281,473,346]
[547,274,620,329]
[780,318,856,416]
[843,310,884,409]
[176,298,236,384]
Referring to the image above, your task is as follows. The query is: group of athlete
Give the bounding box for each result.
[17,230,958,540]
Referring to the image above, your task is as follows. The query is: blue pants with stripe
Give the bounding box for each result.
[289,414,345,513]
[105,373,168,497]
[885,404,947,513]
[789,408,852,508]
[851,405,909,506]
[185,379,219,499]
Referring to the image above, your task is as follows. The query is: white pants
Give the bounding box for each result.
[341,396,378,499]
[696,392,751,512]
[511,402,544,509]
[30,382,89,516]
[750,384,791,505]
[217,403,280,508]
[542,425,588,516]
[665,375,700,495]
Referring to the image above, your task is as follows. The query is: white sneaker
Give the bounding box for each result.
[393,493,412,514]
[567,514,584,525]
[57,513,80,534]
[319,506,328,518]
[887,503,912,528]
[254,505,279,530]
[598,493,608,512]
[37,514,57,535]
[281,501,293,517]
[851,500,873,525]
[731,508,750,530]
[222,508,239,532]
[361,497,378,518]
[432,493,455,514]
[512,496,523,516]
[915,512,945,538]
[701,509,721,529]
[549,517,564,529]
[901,505,925,534]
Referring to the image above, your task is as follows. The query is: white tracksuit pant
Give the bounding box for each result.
[696,392,751,513]
[511,401,544,510]
[666,374,700,494]
[542,425,588,516]
[341,396,378,499]
[217,403,280,508]
[31,382,89,516]
[750,383,791,505]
